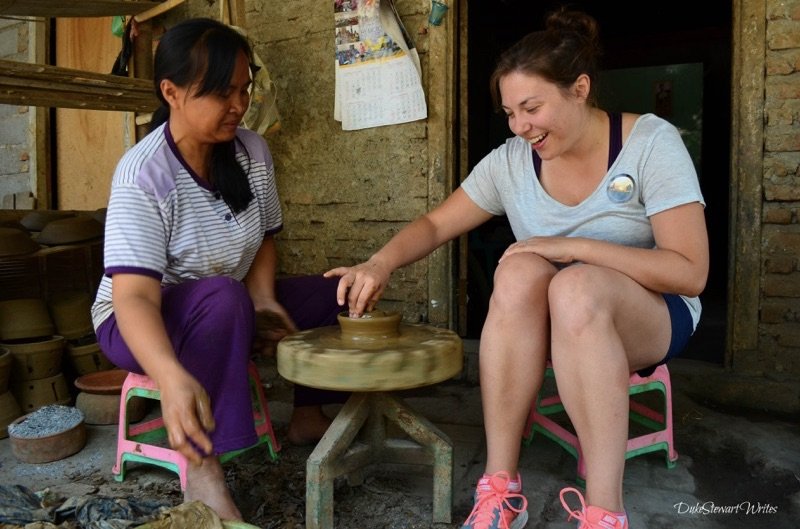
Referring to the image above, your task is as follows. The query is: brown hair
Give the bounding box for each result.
[489,8,602,109]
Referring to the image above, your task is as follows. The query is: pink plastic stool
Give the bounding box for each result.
[113,360,280,489]
[523,362,678,482]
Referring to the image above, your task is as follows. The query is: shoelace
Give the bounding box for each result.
[466,472,528,529]
[560,487,589,526]
[559,487,624,529]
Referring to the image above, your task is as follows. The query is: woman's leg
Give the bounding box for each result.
[480,254,556,475]
[276,274,349,444]
[548,264,671,513]
[460,254,556,528]
[99,276,258,451]
[97,276,256,519]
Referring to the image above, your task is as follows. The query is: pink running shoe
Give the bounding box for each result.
[461,471,528,529]
[559,487,629,529]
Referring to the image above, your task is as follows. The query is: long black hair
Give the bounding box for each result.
[151,18,255,214]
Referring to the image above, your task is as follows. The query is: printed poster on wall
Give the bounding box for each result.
[333,0,427,131]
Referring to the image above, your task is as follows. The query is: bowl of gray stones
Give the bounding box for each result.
[8,404,86,463]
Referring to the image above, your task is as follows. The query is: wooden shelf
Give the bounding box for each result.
[0,0,163,17]
[0,59,157,112]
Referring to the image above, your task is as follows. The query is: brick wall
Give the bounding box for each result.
[763,0,800,375]
[0,18,34,208]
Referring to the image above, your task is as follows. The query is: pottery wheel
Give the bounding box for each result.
[277,314,463,392]
[276,312,463,529]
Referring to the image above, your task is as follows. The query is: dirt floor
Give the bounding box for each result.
[2,357,800,529]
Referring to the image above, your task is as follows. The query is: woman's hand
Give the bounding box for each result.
[500,236,583,264]
[253,299,297,356]
[156,366,216,465]
[324,258,392,317]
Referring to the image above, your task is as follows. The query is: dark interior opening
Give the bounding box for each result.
[464,0,732,365]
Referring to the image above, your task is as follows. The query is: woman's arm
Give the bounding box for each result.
[325,188,494,316]
[501,202,709,297]
[244,236,297,346]
[111,273,215,464]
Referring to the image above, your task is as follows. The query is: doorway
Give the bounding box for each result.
[463,0,732,365]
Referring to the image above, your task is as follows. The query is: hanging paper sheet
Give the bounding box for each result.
[333,0,427,131]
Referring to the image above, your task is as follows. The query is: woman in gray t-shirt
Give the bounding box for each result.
[326,8,708,529]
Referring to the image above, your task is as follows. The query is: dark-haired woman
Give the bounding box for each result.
[325,8,708,529]
[91,18,340,520]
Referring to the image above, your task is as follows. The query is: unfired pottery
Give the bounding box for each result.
[48,291,94,340]
[0,227,40,257]
[0,298,55,341]
[11,372,71,412]
[3,335,65,381]
[67,341,114,375]
[0,390,22,438]
[36,216,103,246]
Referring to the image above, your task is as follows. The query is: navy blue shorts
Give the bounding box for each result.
[636,293,693,377]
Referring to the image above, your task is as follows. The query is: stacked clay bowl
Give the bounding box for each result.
[19,210,76,232]
[0,298,70,413]
[0,347,22,438]
[36,215,103,246]
[0,227,40,258]
[48,291,113,375]
[75,368,146,425]
[0,298,55,342]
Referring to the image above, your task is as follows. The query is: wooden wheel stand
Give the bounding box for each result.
[277,311,463,529]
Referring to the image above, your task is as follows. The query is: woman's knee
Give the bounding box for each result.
[185,277,253,324]
[490,254,555,310]
[548,265,612,334]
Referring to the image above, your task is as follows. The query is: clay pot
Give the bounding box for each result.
[3,335,65,381]
[48,291,94,340]
[0,347,11,393]
[0,227,40,257]
[0,390,22,438]
[0,298,55,342]
[11,372,71,412]
[8,407,86,463]
[36,216,103,246]
[337,310,402,342]
[19,210,76,232]
[67,341,114,375]
[74,369,146,424]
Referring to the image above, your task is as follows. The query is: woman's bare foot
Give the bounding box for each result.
[287,405,332,446]
[185,456,242,521]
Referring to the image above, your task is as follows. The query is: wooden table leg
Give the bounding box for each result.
[304,391,453,529]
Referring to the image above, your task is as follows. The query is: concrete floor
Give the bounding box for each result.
[1,356,799,528]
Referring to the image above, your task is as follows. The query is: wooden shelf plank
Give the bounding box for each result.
[0,59,158,112]
[0,0,163,17]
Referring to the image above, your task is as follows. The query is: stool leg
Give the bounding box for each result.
[375,392,453,524]
[306,393,371,529]
[112,382,132,482]
[247,362,281,458]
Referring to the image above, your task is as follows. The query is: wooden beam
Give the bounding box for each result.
[0,59,157,112]
[133,0,185,23]
[0,0,163,17]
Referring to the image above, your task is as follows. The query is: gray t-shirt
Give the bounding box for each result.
[461,113,704,327]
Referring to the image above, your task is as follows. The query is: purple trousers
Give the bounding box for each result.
[96,274,346,454]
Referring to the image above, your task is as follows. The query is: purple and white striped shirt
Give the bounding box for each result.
[91,123,282,328]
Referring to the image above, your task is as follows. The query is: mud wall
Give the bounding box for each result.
[176,0,454,324]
